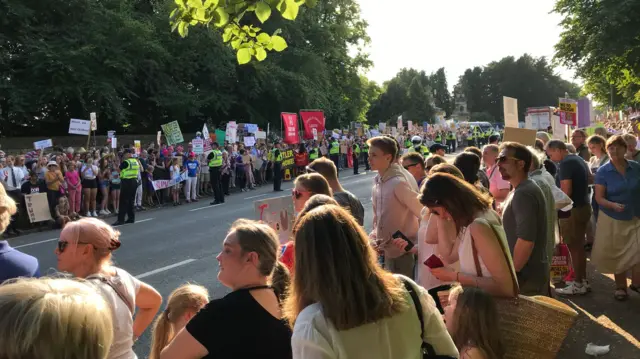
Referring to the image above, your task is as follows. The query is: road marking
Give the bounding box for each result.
[135,259,197,279]
[113,218,155,226]
[244,193,268,200]
[189,204,223,212]
[14,238,59,249]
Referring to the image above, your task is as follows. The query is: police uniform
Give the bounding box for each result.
[329,140,340,176]
[272,147,283,191]
[352,143,361,175]
[362,142,370,170]
[116,154,140,224]
[208,148,224,204]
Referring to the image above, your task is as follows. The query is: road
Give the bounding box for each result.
[10,169,378,358]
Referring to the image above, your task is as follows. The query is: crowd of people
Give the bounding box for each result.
[0,120,638,359]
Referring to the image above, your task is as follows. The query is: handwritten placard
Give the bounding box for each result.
[33,139,52,150]
[68,119,91,135]
[161,121,184,145]
[25,193,52,223]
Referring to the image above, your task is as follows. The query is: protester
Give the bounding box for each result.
[592,135,640,301]
[287,205,458,358]
[149,284,209,359]
[160,219,292,359]
[66,161,82,215]
[421,173,517,297]
[45,161,64,216]
[401,152,428,187]
[368,136,422,277]
[291,173,332,213]
[0,277,114,359]
[571,129,591,161]
[55,196,80,228]
[55,218,162,359]
[482,144,511,205]
[81,158,99,217]
[528,149,560,264]
[184,152,199,203]
[110,163,121,214]
[622,133,640,162]
[426,154,447,172]
[498,142,550,296]
[306,157,365,226]
[444,286,504,359]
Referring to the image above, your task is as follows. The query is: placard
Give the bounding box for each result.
[503,127,537,146]
[255,130,266,139]
[214,129,226,144]
[245,123,258,133]
[111,138,118,148]
[161,121,184,145]
[33,139,53,150]
[225,121,238,143]
[157,131,162,146]
[558,98,577,126]
[244,136,256,147]
[192,139,204,154]
[68,119,91,135]
[25,193,52,223]
[408,121,413,131]
[254,195,295,245]
[107,130,116,139]
[503,96,519,128]
[280,149,295,169]
[90,112,97,131]
[134,140,141,155]
[151,171,188,190]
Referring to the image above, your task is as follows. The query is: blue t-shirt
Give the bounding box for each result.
[595,160,640,220]
[185,160,199,177]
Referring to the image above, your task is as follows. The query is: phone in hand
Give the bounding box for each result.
[392,230,414,252]
[424,254,444,269]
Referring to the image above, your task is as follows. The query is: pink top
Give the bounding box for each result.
[65,170,80,187]
[486,164,510,199]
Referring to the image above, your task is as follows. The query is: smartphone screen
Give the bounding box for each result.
[392,230,414,251]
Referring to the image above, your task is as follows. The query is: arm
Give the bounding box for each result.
[560,179,572,197]
[132,281,162,339]
[393,180,423,219]
[594,184,624,212]
[414,282,459,358]
[491,188,510,203]
[160,328,208,359]
[435,215,460,264]
[510,191,538,272]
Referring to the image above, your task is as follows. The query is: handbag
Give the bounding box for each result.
[401,279,457,359]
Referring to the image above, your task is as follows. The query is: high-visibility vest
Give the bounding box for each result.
[121,158,140,179]
[272,148,283,162]
[405,140,412,148]
[353,144,361,155]
[329,142,339,155]
[447,133,455,140]
[435,135,442,142]
[309,148,319,160]
[362,143,369,152]
[420,145,430,157]
[208,150,222,167]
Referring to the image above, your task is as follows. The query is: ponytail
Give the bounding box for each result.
[149,310,173,359]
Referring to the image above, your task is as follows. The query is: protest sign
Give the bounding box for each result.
[255,130,266,139]
[152,171,188,190]
[408,121,413,131]
[245,123,258,133]
[157,131,162,146]
[134,140,141,156]
[68,119,91,135]
[33,139,52,150]
[244,136,256,147]
[280,149,295,169]
[226,121,238,143]
[192,139,204,154]
[161,121,184,145]
[254,195,295,245]
[90,112,97,131]
[503,96,519,128]
[25,193,52,223]
[111,138,118,148]
[503,127,537,146]
[214,129,226,144]
[558,98,577,126]
[108,130,116,139]
[281,113,299,144]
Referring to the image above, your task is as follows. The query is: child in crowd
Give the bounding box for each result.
[148,284,209,359]
[55,196,79,228]
[65,161,82,214]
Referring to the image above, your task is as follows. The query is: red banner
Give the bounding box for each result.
[281,112,299,144]
[300,110,325,140]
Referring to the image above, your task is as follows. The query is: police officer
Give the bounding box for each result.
[408,136,430,157]
[208,142,224,205]
[446,131,456,153]
[361,138,370,170]
[329,138,340,176]
[272,143,283,191]
[352,140,361,175]
[308,142,319,162]
[113,149,140,226]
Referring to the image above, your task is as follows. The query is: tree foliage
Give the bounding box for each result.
[554,0,640,107]
[0,0,377,136]
[454,54,580,122]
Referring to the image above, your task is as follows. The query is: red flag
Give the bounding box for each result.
[300,110,325,140]
[281,112,299,144]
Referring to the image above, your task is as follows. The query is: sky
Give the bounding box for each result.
[356,0,577,89]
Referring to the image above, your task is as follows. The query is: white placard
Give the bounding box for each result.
[192,139,204,154]
[107,130,116,139]
[408,121,413,131]
[25,193,52,223]
[33,139,52,150]
[244,136,256,147]
[225,121,238,143]
[379,122,386,132]
[90,112,97,131]
[111,138,118,148]
[255,130,266,139]
[503,96,519,128]
[157,131,162,146]
[68,119,91,135]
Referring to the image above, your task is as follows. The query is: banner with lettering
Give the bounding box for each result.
[300,110,325,140]
[152,171,188,191]
[281,113,299,144]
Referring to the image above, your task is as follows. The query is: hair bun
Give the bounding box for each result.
[109,239,121,251]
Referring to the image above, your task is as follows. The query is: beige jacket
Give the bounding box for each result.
[371,164,423,259]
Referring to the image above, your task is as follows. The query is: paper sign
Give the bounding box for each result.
[33,139,52,150]
[254,196,295,245]
[503,96,519,128]
[157,131,162,146]
[192,139,204,154]
[108,130,116,139]
[152,171,188,191]
[25,193,52,223]
[68,119,91,135]
[408,121,413,131]
[244,136,256,147]
[161,121,184,145]
[90,112,97,131]
[503,127,537,146]
[255,130,266,139]
[245,124,258,133]
[202,124,210,139]
[559,98,577,126]
[134,140,141,155]
[111,138,118,148]
[551,115,565,140]
[226,121,238,143]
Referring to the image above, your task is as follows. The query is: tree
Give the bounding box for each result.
[405,77,434,123]
[554,0,640,107]
[430,68,453,117]
[454,54,580,122]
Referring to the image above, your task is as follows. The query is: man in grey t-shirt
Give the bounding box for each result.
[498,142,550,296]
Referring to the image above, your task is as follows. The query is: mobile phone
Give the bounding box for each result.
[392,230,414,251]
[424,254,444,269]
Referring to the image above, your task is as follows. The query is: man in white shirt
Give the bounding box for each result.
[1,156,25,192]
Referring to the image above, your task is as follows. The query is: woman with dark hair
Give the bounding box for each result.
[287,205,457,358]
[421,173,517,297]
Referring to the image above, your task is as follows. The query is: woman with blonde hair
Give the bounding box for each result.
[291,173,332,213]
[287,205,458,359]
[444,286,505,359]
[149,284,209,359]
[422,173,517,298]
[55,217,163,359]
[160,219,292,359]
[0,277,114,359]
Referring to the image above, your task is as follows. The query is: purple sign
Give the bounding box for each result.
[577,98,591,128]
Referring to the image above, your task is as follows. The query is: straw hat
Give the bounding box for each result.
[47,161,58,167]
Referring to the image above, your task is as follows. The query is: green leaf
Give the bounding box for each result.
[195,8,206,21]
[255,2,272,23]
[271,35,287,51]
[178,22,187,37]
[187,0,203,8]
[256,47,267,61]
[237,48,252,65]
[170,20,180,32]
[169,8,179,19]
[214,7,229,26]
[281,0,299,20]
[222,27,233,42]
[203,0,218,8]
[230,38,242,49]
[256,32,271,44]
[305,0,318,7]
[174,0,186,8]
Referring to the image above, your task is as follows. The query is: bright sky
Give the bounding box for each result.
[356,0,576,89]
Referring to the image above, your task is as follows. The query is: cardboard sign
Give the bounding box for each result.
[68,119,91,135]
[255,130,266,139]
[161,121,184,145]
[503,96,519,128]
[503,127,537,146]
[254,195,295,245]
[244,136,256,147]
[559,98,577,126]
[33,139,52,150]
[90,112,97,131]
[25,193,52,223]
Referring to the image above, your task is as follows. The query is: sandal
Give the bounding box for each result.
[614,288,629,301]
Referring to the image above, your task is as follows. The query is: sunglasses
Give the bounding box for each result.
[292,189,308,199]
[496,155,521,164]
[57,241,89,253]
[403,163,419,170]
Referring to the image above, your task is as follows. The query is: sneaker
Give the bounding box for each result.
[565,279,592,292]
[555,281,588,296]
[105,209,111,215]
[92,211,98,217]
[99,210,109,216]
[86,212,92,217]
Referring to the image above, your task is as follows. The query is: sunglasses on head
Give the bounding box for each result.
[57,241,90,253]
[403,163,419,170]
